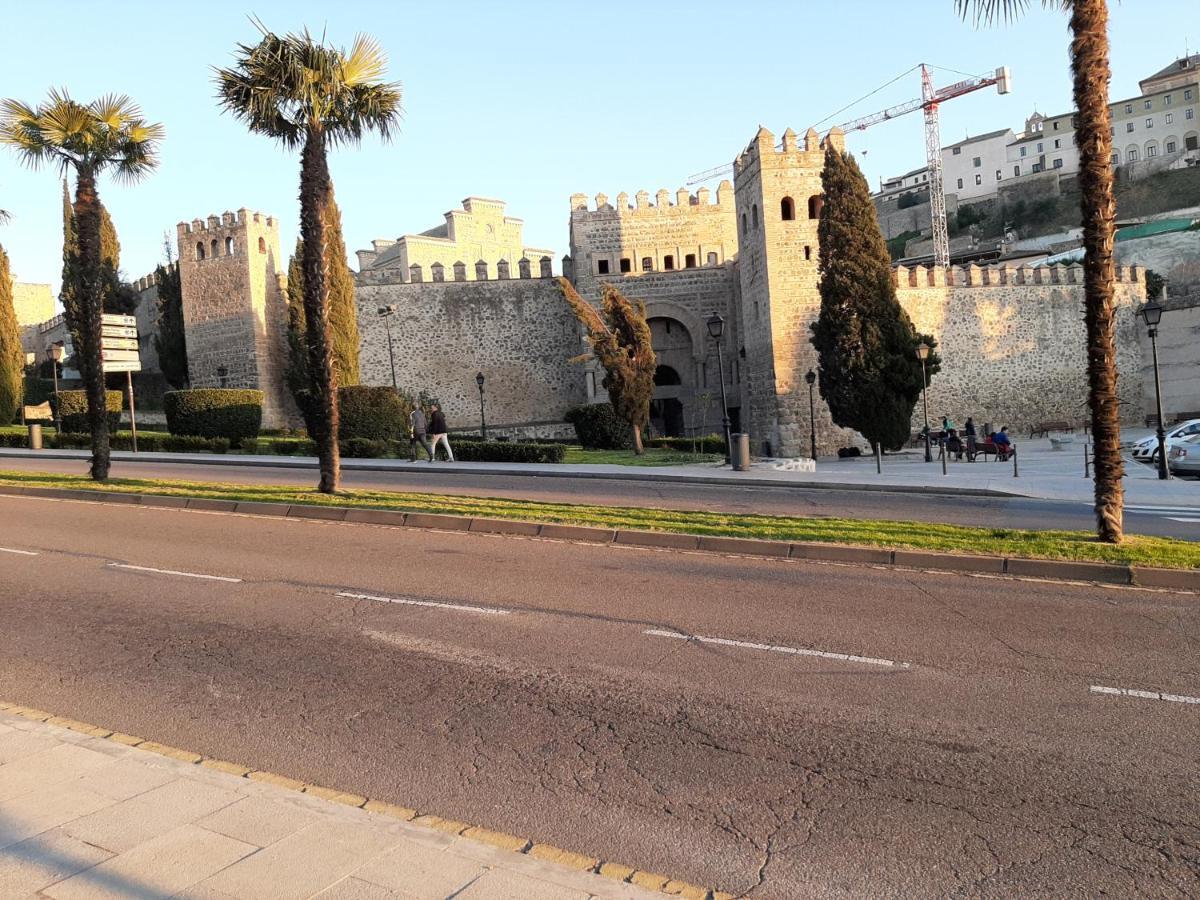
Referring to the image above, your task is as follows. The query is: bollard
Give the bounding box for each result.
[875,443,882,474]
[941,441,948,476]
[1083,443,1090,479]
[1013,449,1019,478]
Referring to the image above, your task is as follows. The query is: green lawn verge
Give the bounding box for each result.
[563,446,723,466]
[1,469,1196,569]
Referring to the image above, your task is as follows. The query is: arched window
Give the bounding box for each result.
[653,365,682,386]
[741,213,747,235]
[210,239,219,258]
[431,262,445,282]
[257,236,266,254]
[751,205,759,229]
[641,257,653,272]
[409,263,423,283]
[781,197,795,220]
[225,236,234,255]
[808,195,823,219]
[196,242,205,261]
[706,251,718,266]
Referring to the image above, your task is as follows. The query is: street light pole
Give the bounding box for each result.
[377,306,397,390]
[805,369,817,460]
[917,342,932,463]
[476,372,487,440]
[1140,302,1169,480]
[706,314,732,465]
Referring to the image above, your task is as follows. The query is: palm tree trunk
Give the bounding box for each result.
[1070,0,1123,542]
[74,168,110,481]
[299,126,340,493]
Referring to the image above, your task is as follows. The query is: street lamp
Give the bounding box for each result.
[216,365,228,388]
[917,341,932,463]
[805,369,817,460]
[47,344,64,433]
[706,314,732,465]
[377,305,398,389]
[1140,301,1169,480]
[475,372,487,440]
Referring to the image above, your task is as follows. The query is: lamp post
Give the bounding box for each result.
[216,365,228,388]
[805,369,817,460]
[47,344,64,433]
[706,314,732,465]
[917,341,932,463]
[1140,301,1169,480]
[475,372,487,440]
[377,305,398,389]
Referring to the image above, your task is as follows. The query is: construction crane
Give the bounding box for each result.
[687,64,1011,266]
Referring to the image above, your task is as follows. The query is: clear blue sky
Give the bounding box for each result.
[1,0,1192,293]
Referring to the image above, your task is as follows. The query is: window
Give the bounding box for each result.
[751,205,758,229]
[951,147,961,155]
[1186,89,1194,101]
[225,236,234,255]
[974,174,982,186]
[1053,158,1063,169]
[1187,108,1195,120]
[1146,117,1154,128]
[1166,94,1173,106]
[1144,99,1153,110]
[1032,163,1043,173]
[1124,103,1133,114]
[1110,125,1115,136]
[1036,142,1043,152]
[1167,140,1177,153]
[972,156,981,167]
[706,252,718,265]
[1128,147,1139,161]
[257,237,266,254]
[1013,165,1020,176]
[1166,113,1174,124]
[1053,121,1060,130]
[596,259,609,275]
[619,257,632,273]
[210,239,218,258]
[1053,138,1061,149]
[196,242,205,260]
[1189,135,1200,150]
[780,196,795,220]
[803,245,812,261]
[1020,146,1027,157]
[1127,122,1135,133]
[663,255,675,270]
[1111,152,1120,165]
[1146,143,1158,158]
[641,257,652,272]
[995,169,1002,180]
[807,195,823,219]
[956,178,963,189]
[685,253,697,268]
[740,213,747,235]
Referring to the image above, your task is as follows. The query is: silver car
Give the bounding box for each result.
[1131,419,1200,465]
[1168,434,1200,478]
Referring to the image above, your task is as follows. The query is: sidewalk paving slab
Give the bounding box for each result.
[0,710,667,900]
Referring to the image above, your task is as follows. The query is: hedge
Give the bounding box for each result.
[46,432,229,453]
[338,385,413,442]
[450,439,564,463]
[240,437,317,456]
[645,434,727,454]
[50,390,123,432]
[164,389,262,444]
[22,377,56,408]
[565,403,631,450]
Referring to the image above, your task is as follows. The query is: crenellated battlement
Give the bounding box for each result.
[733,125,843,177]
[129,261,177,293]
[569,181,734,215]
[178,208,277,235]
[893,262,1146,289]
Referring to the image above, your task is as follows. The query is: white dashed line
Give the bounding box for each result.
[107,563,242,583]
[336,591,510,616]
[0,547,39,556]
[643,628,910,669]
[1090,684,1200,706]
[1165,517,1200,524]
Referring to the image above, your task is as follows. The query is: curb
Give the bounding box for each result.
[1,483,1196,592]
[0,701,733,900]
[0,448,1019,499]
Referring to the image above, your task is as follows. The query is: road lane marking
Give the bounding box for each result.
[0,547,39,556]
[336,591,510,616]
[107,563,242,583]
[1090,684,1200,706]
[643,628,911,669]
[1165,517,1200,523]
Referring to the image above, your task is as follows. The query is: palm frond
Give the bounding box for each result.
[955,0,1069,25]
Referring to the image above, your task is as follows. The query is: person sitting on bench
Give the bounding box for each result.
[991,426,1014,461]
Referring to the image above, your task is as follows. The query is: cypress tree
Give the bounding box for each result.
[0,244,22,424]
[153,260,188,389]
[558,278,656,454]
[810,145,940,452]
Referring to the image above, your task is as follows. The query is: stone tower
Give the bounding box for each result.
[734,125,844,456]
[176,209,296,429]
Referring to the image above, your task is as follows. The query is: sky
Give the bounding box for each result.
[1,0,1193,294]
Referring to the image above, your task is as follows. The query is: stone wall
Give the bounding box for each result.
[1138,289,1200,421]
[128,267,171,375]
[355,272,586,431]
[176,210,297,429]
[896,263,1147,432]
[13,282,54,327]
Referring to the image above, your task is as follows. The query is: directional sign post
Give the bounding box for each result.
[101,315,141,452]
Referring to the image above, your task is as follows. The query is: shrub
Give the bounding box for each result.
[338,385,413,442]
[644,434,727,454]
[565,403,631,450]
[50,390,122,432]
[339,437,388,458]
[451,439,565,463]
[164,389,262,444]
[22,377,56,408]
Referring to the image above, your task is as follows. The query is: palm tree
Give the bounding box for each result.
[0,91,163,481]
[216,26,402,494]
[958,0,1123,542]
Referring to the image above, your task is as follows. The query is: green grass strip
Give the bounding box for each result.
[0,469,1196,569]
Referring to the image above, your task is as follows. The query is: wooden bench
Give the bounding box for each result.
[1029,420,1073,439]
[969,437,1016,461]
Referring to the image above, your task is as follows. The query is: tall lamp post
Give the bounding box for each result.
[47,344,64,433]
[706,314,733,465]
[475,372,487,440]
[377,305,398,389]
[1140,301,1169,480]
[917,341,932,463]
[805,369,817,460]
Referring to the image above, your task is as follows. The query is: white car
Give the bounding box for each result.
[1131,419,1200,465]
[1168,434,1200,478]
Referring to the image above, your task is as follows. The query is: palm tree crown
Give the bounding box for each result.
[0,89,163,180]
[215,28,402,148]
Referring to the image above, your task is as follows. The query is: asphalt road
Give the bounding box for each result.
[3,454,1200,540]
[1,495,1197,898]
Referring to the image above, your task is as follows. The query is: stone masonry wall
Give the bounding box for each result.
[896,262,1147,433]
[13,282,55,327]
[356,272,586,431]
[1137,289,1200,421]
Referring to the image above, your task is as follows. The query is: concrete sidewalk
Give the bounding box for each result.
[0,710,667,900]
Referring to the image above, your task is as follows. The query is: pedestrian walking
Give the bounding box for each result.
[429,403,454,462]
[409,406,433,462]
[964,416,977,461]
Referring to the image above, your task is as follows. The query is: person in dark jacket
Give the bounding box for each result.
[409,407,433,462]
[429,403,454,462]
[964,417,977,461]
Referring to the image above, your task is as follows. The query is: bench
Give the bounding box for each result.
[969,438,1015,461]
[1029,420,1073,439]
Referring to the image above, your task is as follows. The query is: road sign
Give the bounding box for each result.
[101,314,136,327]
[101,326,137,340]
[101,337,139,351]
[103,360,142,373]
[102,349,141,362]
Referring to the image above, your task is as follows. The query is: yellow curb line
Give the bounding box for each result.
[0,700,735,899]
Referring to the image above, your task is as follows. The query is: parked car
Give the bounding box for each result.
[1168,434,1200,478]
[1131,419,1200,465]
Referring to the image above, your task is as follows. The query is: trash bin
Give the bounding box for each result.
[27,423,42,451]
[730,432,750,471]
